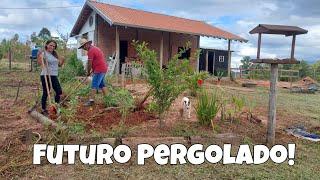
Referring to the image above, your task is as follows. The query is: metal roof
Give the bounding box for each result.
[249,24,308,36]
[71,0,247,42]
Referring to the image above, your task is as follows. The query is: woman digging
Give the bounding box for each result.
[37,40,64,115]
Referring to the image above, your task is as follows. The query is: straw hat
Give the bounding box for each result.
[78,38,92,49]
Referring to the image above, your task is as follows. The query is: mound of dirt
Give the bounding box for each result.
[298,76,317,86]
[76,104,156,131]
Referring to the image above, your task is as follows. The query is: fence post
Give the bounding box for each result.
[9,46,12,71]
[267,63,278,145]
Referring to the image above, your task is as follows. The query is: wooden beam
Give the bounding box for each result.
[169,32,172,60]
[136,29,138,41]
[267,63,278,145]
[227,39,231,77]
[115,26,120,74]
[291,34,296,60]
[196,36,200,71]
[205,50,209,72]
[213,50,216,75]
[94,13,98,46]
[9,46,12,71]
[160,32,164,69]
[257,33,262,59]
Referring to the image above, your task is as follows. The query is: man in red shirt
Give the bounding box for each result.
[78,39,108,106]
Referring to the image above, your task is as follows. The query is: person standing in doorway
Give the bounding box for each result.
[78,39,108,106]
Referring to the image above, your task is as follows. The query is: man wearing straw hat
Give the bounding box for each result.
[78,38,108,106]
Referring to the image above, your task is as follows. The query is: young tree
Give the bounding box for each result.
[240,56,252,69]
[133,41,197,128]
[38,27,51,40]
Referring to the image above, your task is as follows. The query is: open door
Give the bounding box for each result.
[119,40,128,74]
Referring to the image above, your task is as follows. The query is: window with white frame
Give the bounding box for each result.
[219,56,225,62]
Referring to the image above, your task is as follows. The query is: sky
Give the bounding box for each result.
[0,0,319,67]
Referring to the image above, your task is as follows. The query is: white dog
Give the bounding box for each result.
[181,97,191,119]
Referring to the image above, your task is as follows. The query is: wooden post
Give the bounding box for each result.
[115,26,120,75]
[291,34,296,60]
[205,50,209,72]
[160,32,164,69]
[196,36,200,72]
[257,33,262,59]
[227,39,231,77]
[9,46,12,71]
[267,63,278,145]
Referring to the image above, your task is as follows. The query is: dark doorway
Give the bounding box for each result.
[208,51,214,74]
[119,40,128,74]
[199,49,206,71]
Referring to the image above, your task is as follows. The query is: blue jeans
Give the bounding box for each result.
[92,73,106,90]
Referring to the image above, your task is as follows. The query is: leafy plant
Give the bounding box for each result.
[104,87,134,118]
[144,102,158,114]
[216,70,224,81]
[59,51,85,83]
[69,122,86,135]
[76,85,91,96]
[185,71,208,97]
[133,40,198,128]
[195,90,219,126]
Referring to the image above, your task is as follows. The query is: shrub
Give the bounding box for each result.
[185,71,208,96]
[59,51,85,83]
[133,41,197,128]
[195,90,219,126]
[104,87,134,118]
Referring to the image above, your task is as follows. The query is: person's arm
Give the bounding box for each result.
[87,49,93,75]
[87,60,92,76]
[37,50,43,66]
[37,50,46,70]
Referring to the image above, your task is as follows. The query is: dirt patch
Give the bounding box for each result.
[76,104,156,132]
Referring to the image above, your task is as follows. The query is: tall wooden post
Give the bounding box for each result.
[115,26,120,74]
[196,36,200,72]
[205,50,209,72]
[291,35,296,60]
[160,32,164,69]
[227,39,231,77]
[267,63,278,145]
[9,46,12,71]
[257,33,262,59]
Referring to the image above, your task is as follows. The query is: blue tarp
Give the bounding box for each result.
[286,126,320,142]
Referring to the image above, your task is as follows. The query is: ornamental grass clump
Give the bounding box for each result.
[195,90,219,126]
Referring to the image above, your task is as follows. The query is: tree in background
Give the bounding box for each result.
[31,27,52,46]
[38,27,51,40]
[292,60,312,78]
[240,56,252,69]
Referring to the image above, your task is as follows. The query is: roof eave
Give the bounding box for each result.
[113,22,247,42]
[70,2,90,37]
[86,0,113,25]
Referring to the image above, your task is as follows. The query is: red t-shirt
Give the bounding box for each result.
[88,46,108,73]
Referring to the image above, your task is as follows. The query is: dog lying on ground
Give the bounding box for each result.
[180,97,191,119]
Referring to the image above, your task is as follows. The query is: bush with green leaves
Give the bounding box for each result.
[59,51,86,83]
[185,71,208,96]
[195,90,219,126]
[104,87,134,118]
[133,40,197,128]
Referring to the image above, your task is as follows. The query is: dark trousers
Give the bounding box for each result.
[40,75,62,110]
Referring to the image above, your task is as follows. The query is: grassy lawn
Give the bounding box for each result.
[1,71,319,179]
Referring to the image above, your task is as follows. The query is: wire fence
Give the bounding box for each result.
[231,67,320,82]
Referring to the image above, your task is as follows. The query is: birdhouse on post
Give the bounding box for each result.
[249,24,308,145]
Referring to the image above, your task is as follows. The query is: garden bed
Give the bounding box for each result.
[76,103,156,132]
